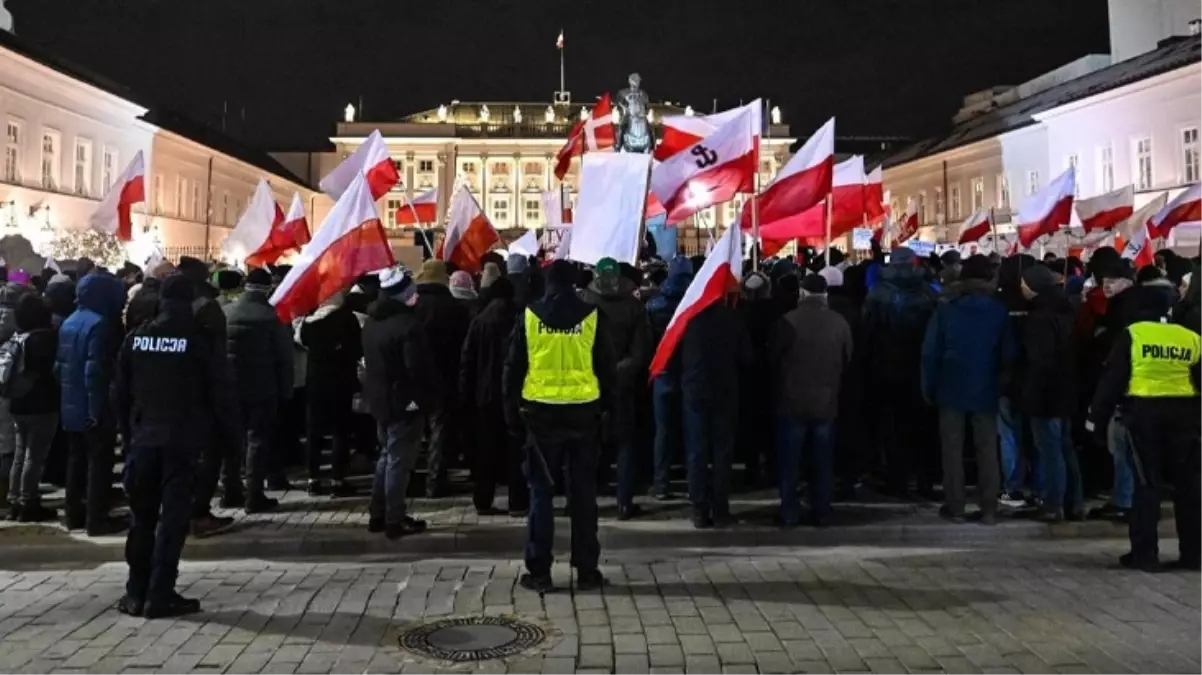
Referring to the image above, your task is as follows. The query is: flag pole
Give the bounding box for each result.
[989,207,998,254]
[406,199,435,255]
[751,182,761,272]
[824,194,833,266]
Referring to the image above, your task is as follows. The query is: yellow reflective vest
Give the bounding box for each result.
[521,308,600,404]
[1127,321,1201,398]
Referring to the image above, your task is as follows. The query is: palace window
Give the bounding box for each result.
[1135,137,1153,190]
[1098,144,1115,192]
[386,198,403,228]
[102,147,116,191]
[1182,127,1199,183]
[41,130,60,190]
[176,177,187,216]
[525,198,541,223]
[997,174,1010,210]
[523,162,541,175]
[971,177,984,210]
[4,121,19,184]
[418,159,434,173]
[153,174,163,213]
[492,198,509,223]
[192,183,201,221]
[949,185,961,220]
[934,187,944,222]
[462,162,476,173]
[74,139,92,196]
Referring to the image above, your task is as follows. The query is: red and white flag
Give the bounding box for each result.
[957,208,992,245]
[89,150,145,241]
[650,106,757,225]
[541,190,572,228]
[271,173,395,322]
[223,179,284,267]
[438,187,500,273]
[395,186,438,225]
[756,155,864,242]
[1016,166,1075,249]
[738,117,835,230]
[1075,184,1134,233]
[1115,193,1168,246]
[320,129,400,200]
[896,197,920,243]
[1122,221,1157,269]
[554,94,615,180]
[864,164,886,223]
[1147,183,1201,239]
[249,192,312,268]
[648,224,742,379]
[655,100,763,161]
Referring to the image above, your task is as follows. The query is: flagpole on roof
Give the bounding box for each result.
[557,29,566,99]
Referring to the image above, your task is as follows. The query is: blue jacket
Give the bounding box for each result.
[57,272,125,431]
[921,279,1016,413]
[647,256,693,385]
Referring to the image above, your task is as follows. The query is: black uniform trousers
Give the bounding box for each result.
[1126,398,1201,567]
[472,404,528,513]
[124,445,198,604]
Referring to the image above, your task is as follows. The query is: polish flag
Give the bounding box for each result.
[650,107,757,225]
[1016,166,1075,249]
[756,155,865,242]
[738,117,835,230]
[554,94,615,180]
[396,186,439,225]
[320,129,400,200]
[1147,183,1201,239]
[644,191,666,220]
[223,179,284,267]
[654,100,763,161]
[1116,193,1168,247]
[541,190,572,229]
[957,208,992,245]
[249,192,312,268]
[89,150,145,241]
[864,165,886,223]
[1075,184,1134,233]
[1122,221,1157,269]
[648,223,742,379]
[437,188,500,273]
[271,173,394,323]
[895,197,920,243]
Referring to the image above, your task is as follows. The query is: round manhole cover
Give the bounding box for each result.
[399,616,546,662]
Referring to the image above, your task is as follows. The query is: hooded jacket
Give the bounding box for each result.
[861,263,939,388]
[361,295,442,423]
[298,301,361,397]
[56,272,125,431]
[1016,286,1078,417]
[0,283,30,344]
[921,279,1016,413]
[580,275,652,392]
[224,289,294,402]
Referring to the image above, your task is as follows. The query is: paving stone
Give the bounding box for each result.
[615,654,649,674]
[578,645,613,670]
[715,642,754,665]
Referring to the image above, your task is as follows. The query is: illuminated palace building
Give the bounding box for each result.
[273,101,796,252]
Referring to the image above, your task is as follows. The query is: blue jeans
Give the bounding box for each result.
[997,397,1026,493]
[683,396,735,518]
[651,377,681,495]
[1030,417,1083,512]
[1108,415,1134,509]
[371,414,422,525]
[775,416,835,524]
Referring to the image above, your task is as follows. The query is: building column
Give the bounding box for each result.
[435,150,449,226]
[480,151,490,220]
[511,152,522,230]
[405,151,415,201]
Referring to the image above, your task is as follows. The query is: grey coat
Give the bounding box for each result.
[768,296,853,421]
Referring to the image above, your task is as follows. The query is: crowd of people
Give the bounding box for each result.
[0,237,1198,612]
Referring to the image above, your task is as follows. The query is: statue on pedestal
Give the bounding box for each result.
[615,73,653,154]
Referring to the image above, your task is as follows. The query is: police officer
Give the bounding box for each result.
[504,260,616,594]
[1091,286,1201,573]
[113,275,240,618]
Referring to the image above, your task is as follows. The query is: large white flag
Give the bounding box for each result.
[568,152,652,265]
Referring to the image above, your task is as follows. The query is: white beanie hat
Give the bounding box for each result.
[818,265,844,288]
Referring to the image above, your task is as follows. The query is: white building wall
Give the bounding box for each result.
[1109,0,1200,63]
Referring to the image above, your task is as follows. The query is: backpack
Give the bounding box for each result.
[0,332,33,399]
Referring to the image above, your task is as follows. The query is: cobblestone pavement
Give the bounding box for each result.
[0,540,1197,674]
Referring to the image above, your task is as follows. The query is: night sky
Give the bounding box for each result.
[12,0,1111,149]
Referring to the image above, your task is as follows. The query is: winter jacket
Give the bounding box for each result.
[113,299,239,452]
[459,287,519,410]
[768,297,853,420]
[414,283,472,402]
[920,279,1016,414]
[502,281,617,425]
[861,264,939,388]
[45,277,75,329]
[580,276,652,392]
[191,281,227,355]
[223,290,294,403]
[298,303,361,396]
[646,257,693,385]
[0,283,29,344]
[680,302,753,404]
[1178,267,1201,334]
[361,296,442,423]
[1016,288,1078,417]
[10,328,59,416]
[56,272,125,431]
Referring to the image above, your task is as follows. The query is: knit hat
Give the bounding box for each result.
[480,262,503,289]
[414,259,449,285]
[1021,264,1058,296]
[889,247,916,266]
[546,259,576,287]
[245,268,273,292]
[818,265,844,288]
[507,254,530,275]
[160,274,195,303]
[216,269,244,291]
[940,250,962,267]
[449,270,476,300]
[799,273,828,296]
[379,264,417,303]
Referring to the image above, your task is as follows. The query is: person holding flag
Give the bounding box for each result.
[503,259,616,594]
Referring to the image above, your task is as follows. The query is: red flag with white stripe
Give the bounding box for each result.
[896,197,920,244]
[437,188,500,273]
[553,94,615,180]
[1147,183,1200,239]
[1016,166,1075,249]
[654,100,763,161]
[650,106,757,225]
[320,129,400,200]
[738,117,835,230]
[648,224,742,379]
[757,155,864,242]
[249,192,311,268]
[1075,184,1134,233]
[271,173,395,322]
[957,208,992,245]
[396,186,438,225]
[89,150,145,241]
[1122,221,1156,269]
[223,179,284,267]
[864,164,886,223]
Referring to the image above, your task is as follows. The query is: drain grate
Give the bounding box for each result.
[399,616,547,662]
